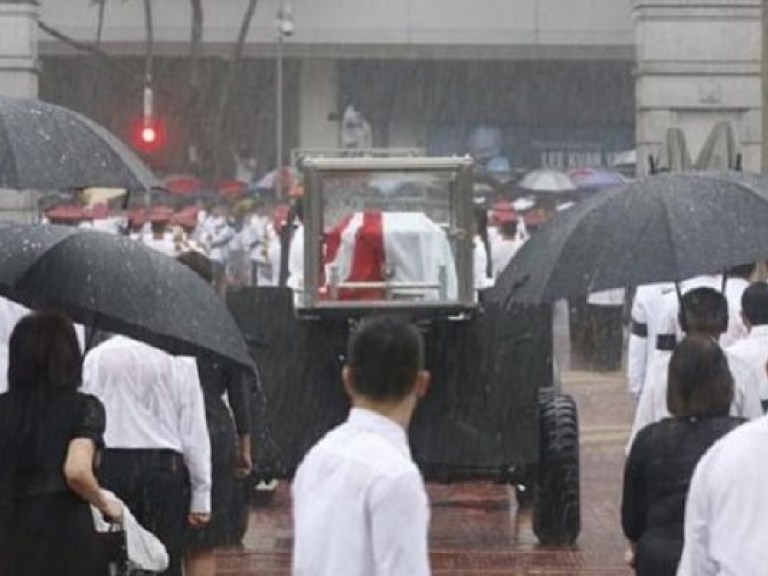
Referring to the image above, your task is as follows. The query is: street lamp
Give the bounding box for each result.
[276,2,294,198]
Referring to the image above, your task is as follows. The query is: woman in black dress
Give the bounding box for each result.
[176,251,253,576]
[621,335,743,576]
[0,311,122,576]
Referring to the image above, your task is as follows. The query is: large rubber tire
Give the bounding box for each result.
[533,392,581,545]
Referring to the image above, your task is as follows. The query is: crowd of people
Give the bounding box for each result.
[0,251,253,576]
[12,175,768,576]
[622,272,768,574]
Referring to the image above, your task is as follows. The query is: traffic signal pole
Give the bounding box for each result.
[762,0,768,173]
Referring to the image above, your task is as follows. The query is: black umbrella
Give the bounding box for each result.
[0,95,158,191]
[492,172,768,304]
[0,224,255,372]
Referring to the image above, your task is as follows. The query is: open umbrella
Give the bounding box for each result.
[0,224,255,372]
[492,172,768,304]
[519,169,576,193]
[0,96,159,192]
[568,167,628,189]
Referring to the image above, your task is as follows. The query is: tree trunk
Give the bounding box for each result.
[210,0,260,181]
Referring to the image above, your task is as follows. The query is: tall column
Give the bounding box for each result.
[0,0,38,98]
[633,0,761,175]
[0,1,39,223]
[298,58,339,153]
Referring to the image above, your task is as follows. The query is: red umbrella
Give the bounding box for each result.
[164,174,204,196]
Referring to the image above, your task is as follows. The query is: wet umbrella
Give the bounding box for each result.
[0,96,159,191]
[519,169,576,193]
[0,224,255,372]
[492,172,768,304]
[568,167,628,189]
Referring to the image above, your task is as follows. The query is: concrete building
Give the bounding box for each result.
[2,1,761,178]
[31,0,636,176]
[633,0,762,174]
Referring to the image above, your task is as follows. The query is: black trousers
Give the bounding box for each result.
[99,449,190,576]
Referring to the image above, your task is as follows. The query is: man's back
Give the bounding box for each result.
[292,408,430,576]
[678,416,768,575]
[726,327,768,406]
[83,335,201,451]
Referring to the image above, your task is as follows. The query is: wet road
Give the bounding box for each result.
[217,368,635,575]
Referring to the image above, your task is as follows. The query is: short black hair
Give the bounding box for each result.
[346,317,424,403]
[667,335,733,418]
[679,287,728,335]
[8,311,82,392]
[741,282,768,326]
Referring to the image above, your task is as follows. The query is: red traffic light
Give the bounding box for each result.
[141,125,157,144]
[132,117,165,154]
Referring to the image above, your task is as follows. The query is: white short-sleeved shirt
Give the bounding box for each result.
[292,408,430,576]
[726,325,768,402]
[678,416,768,575]
[83,336,212,513]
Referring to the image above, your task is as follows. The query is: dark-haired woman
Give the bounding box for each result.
[0,312,121,576]
[621,335,744,576]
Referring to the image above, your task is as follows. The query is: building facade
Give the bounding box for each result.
[29,0,637,177]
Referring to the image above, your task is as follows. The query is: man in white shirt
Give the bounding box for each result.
[720,263,755,347]
[677,415,768,575]
[726,281,768,412]
[292,317,432,576]
[491,217,524,280]
[202,205,236,295]
[628,287,764,448]
[626,283,675,399]
[83,335,212,576]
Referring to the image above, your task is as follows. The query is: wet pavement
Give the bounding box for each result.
[217,368,635,575]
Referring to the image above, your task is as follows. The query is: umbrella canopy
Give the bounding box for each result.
[569,167,628,189]
[0,224,255,372]
[0,96,159,192]
[519,169,576,193]
[492,172,768,304]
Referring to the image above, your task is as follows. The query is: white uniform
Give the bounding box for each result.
[677,416,768,575]
[473,238,493,290]
[243,214,280,286]
[726,325,768,407]
[721,277,749,347]
[141,233,177,258]
[628,349,764,449]
[626,283,675,398]
[491,237,524,280]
